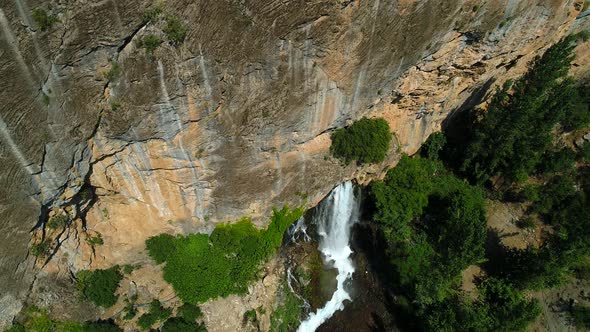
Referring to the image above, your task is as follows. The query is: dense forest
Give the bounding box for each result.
[367,33,590,331]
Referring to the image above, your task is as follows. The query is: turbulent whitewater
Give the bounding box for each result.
[297,181,359,332]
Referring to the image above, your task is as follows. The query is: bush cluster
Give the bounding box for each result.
[7,306,122,332]
[32,8,58,31]
[330,117,393,164]
[164,16,187,45]
[138,35,163,54]
[146,207,304,303]
[137,300,172,330]
[76,266,122,307]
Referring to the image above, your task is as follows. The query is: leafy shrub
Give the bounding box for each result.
[32,8,58,31]
[578,142,590,162]
[164,16,187,45]
[520,184,540,202]
[516,216,535,230]
[160,317,207,332]
[122,301,136,320]
[146,207,303,303]
[370,155,442,241]
[479,278,541,331]
[243,309,257,324]
[533,175,577,219]
[143,2,163,24]
[76,266,122,307]
[105,61,121,81]
[137,300,172,330]
[538,148,576,174]
[81,320,123,332]
[177,303,203,322]
[47,214,68,229]
[31,239,51,257]
[87,233,104,246]
[138,35,162,54]
[330,117,393,164]
[7,307,124,332]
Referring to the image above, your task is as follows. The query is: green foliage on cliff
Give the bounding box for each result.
[146,207,304,303]
[138,35,163,54]
[164,16,187,45]
[31,239,52,257]
[47,214,68,229]
[270,283,304,332]
[7,306,122,332]
[330,117,393,164]
[76,266,122,308]
[160,317,207,332]
[32,8,58,31]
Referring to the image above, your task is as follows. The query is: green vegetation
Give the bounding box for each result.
[146,207,304,303]
[42,93,50,106]
[420,132,446,160]
[160,317,207,332]
[158,303,206,331]
[570,305,590,329]
[377,34,590,331]
[47,214,68,230]
[105,61,121,81]
[87,233,104,246]
[76,266,122,307]
[137,300,172,330]
[31,239,51,257]
[164,16,187,45]
[138,35,163,54]
[243,309,257,325]
[143,2,163,24]
[177,303,204,322]
[7,306,122,332]
[32,8,58,31]
[270,283,304,332]
[110,101,121,111]
[369,153,544,331]
[422,278,541,332]
[371,155,487,303]
[122,300,136,320]
[330,117,393,164]
[446,35,587,185]
[516,216,535,230]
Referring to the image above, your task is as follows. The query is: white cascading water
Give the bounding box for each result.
[297,181,359,332]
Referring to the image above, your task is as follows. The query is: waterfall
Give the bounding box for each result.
[298,181,359,332]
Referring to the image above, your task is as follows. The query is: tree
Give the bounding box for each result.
[76,267,122,307]
[330,117,393,164]
[457,36,579,185]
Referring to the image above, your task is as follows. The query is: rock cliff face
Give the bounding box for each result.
[0,0,589,328]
